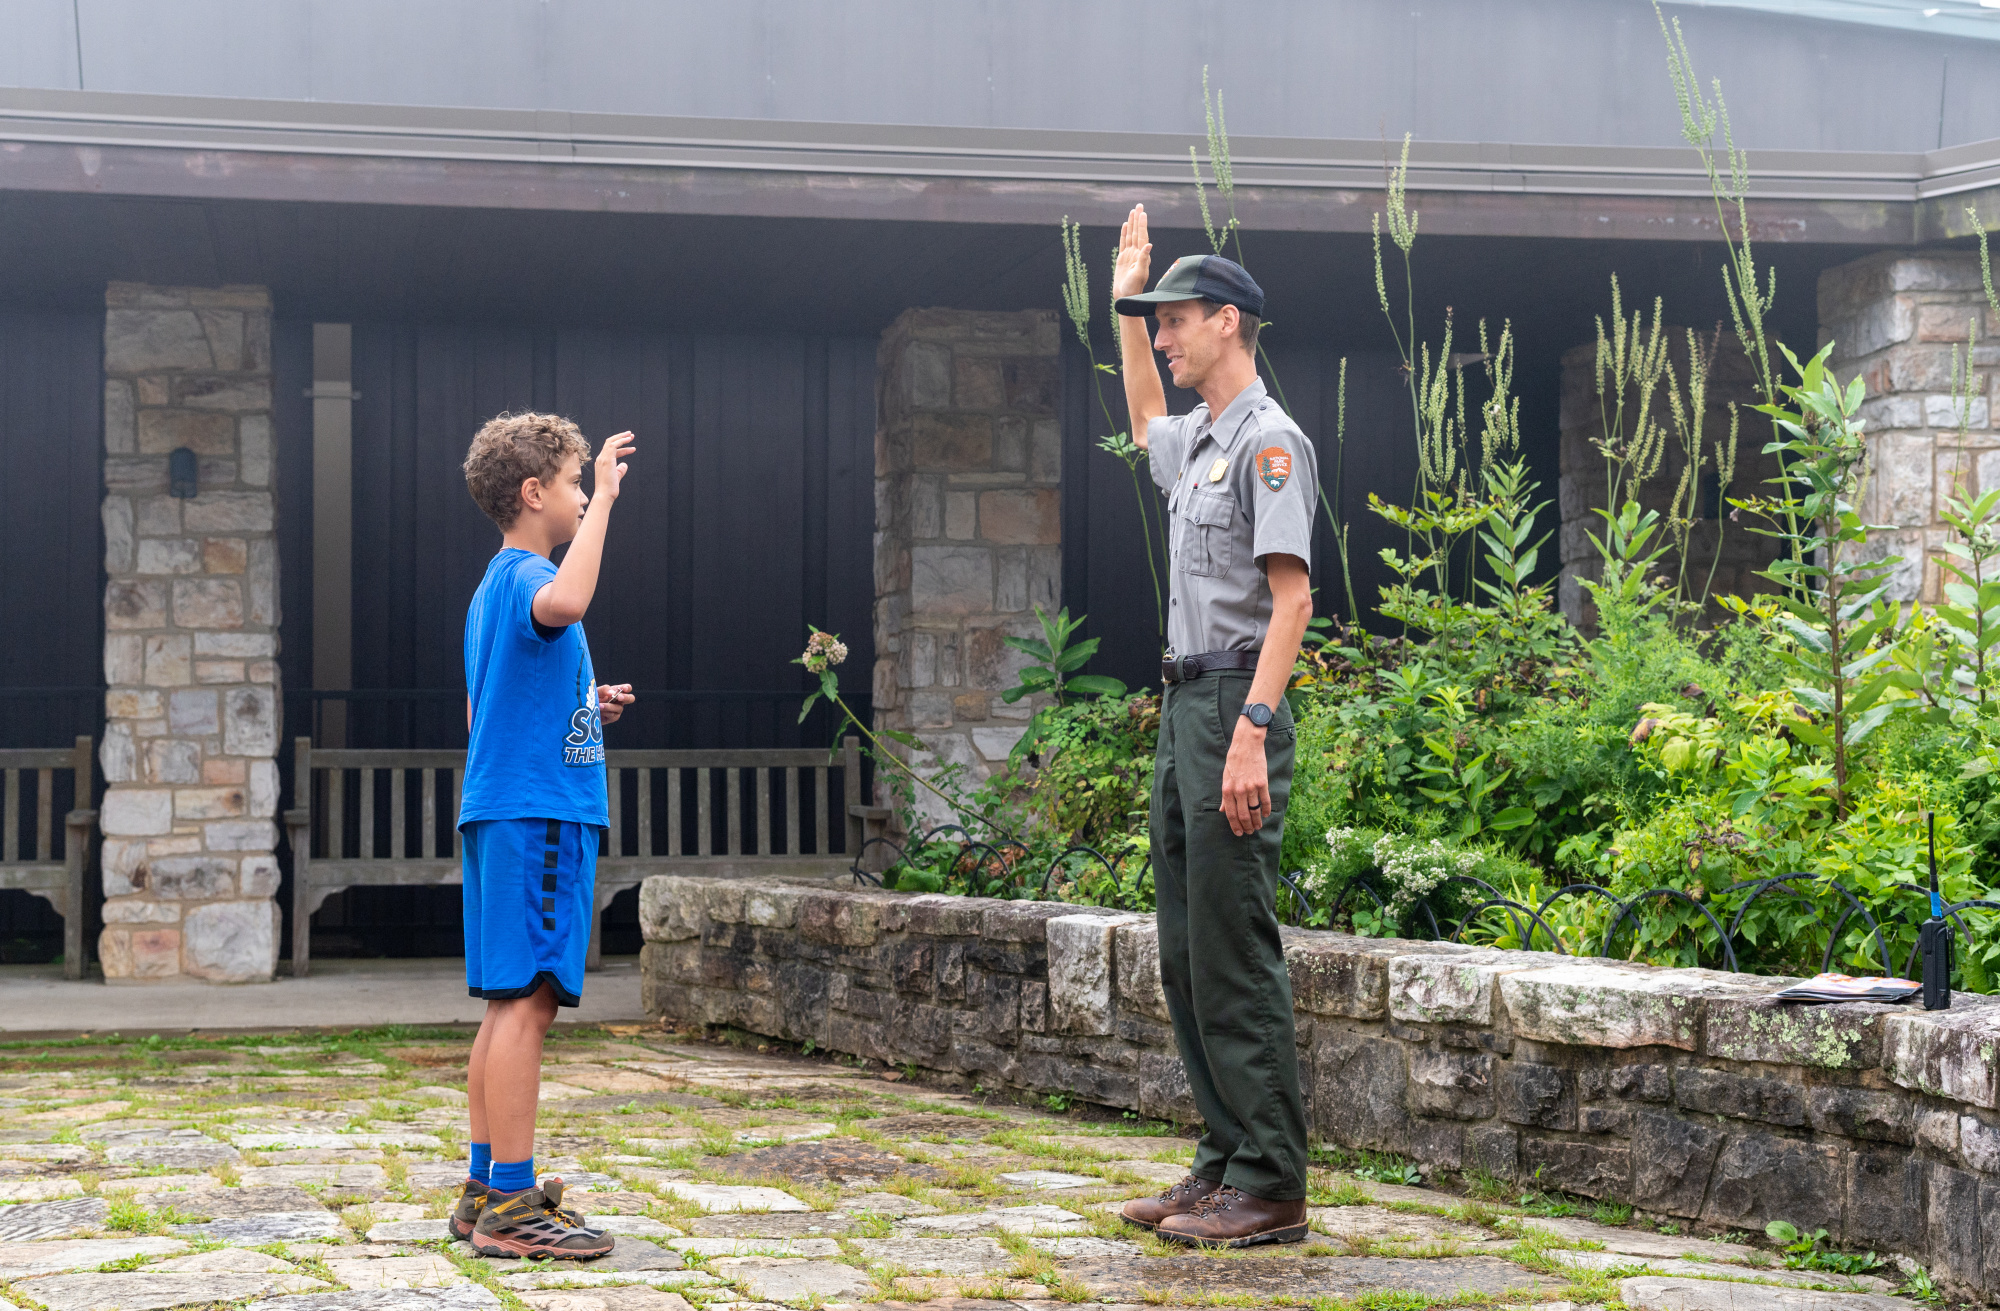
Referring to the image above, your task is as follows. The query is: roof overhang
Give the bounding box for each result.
[0,87,1994,245]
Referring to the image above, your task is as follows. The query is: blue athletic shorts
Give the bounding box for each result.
[461,817,599,1008]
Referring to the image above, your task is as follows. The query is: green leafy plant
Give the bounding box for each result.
[1765,1220,1884,1275]
[1902,1262,1944,1305]
[1733,343,1906,811]
[1002,605,1128,768]
[1002,606,1128,709]
[1351,1152,1422,1186]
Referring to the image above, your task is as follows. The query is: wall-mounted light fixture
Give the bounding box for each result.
[168,447,198,499]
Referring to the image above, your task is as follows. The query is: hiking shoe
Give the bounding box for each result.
[470,1181,615,1259]
[448,1177,490,1241]
[1119,1174,1222,1231]
[1156,1185,1308,1248]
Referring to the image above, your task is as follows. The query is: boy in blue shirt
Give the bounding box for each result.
[451,412,636,1259]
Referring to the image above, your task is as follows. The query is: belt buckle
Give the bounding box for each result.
[1180,655,1200,683]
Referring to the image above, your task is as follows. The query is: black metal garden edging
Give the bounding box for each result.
[850,829,1153,911]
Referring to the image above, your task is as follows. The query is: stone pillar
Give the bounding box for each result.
[1557,332,1775,628]
[1820,251,1997,601]
[874,309,1063,828]
[98,283,282,983]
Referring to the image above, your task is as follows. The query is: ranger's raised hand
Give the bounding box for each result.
[1113,203,1154,299]
[1114,204,1167,443]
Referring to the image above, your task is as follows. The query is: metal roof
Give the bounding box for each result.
[1685,0,2000,40]
[1,0,1997,154]
[0,86,1992,245]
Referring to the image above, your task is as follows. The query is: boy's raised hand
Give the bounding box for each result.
[595,431,636,501]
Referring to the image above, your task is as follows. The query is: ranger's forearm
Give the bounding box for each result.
[1120,315,1166,448]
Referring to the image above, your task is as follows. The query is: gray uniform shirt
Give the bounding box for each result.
[1149,378,1319,658]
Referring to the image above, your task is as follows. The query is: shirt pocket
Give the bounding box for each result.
[1176,489,1235,578]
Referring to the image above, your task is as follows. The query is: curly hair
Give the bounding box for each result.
[462,412,590,529]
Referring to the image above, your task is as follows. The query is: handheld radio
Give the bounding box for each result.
[1920,811,1953,1011]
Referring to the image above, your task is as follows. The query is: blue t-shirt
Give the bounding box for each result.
[458,548,609,829]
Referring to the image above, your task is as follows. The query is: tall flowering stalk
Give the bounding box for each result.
[1657,2,1802,592]
[1187,70,1358,622]
[795,628,990,830]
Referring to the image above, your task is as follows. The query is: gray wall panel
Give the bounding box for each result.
[0,1,1993,152]
[0,0,81,89]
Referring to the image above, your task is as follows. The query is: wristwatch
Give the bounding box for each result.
[1241,702,1274,728]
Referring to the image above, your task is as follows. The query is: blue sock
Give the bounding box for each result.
[468,1143,492,1185]
[490,1157,535,1193]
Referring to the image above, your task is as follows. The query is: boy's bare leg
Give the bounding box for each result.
[468,983,559,1164]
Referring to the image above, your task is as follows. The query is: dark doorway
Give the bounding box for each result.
[275,318,878,960]
[0,307,104,966]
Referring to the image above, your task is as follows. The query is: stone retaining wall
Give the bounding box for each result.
[641,875,2000,1299]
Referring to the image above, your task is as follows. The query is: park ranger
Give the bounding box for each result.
[1111,205,1315,1249]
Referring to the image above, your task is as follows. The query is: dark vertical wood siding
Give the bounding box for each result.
[318,322,876,750]
[0,308,103,961]
[0,309,104,745]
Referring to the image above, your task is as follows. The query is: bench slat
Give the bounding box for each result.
[2,770,17,864]
[0,749,80,770]
[390,768,406,860]
[604,749,837,769]
[305,750,468,769]
[36,768,53,862]
[637,768,652,857]
[785,767,800,856]
[726,769,741,855]
[0,863,66,891]
[358,767,375,860]
[667,768,682,856]
[422,769,437,859]
[329,769,344,860]
[814,765,828,855]
[756,767,771,856]
[697,768,711,857]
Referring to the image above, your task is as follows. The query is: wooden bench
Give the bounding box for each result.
[0,737,96,980]
[284,736,865,977]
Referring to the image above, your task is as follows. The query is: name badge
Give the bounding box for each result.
[1207,458,1228,483]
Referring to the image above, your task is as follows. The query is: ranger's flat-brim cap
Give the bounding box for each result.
[1116,254,1265,318]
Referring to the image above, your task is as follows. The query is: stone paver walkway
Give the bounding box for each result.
[0,1024,1931,1311]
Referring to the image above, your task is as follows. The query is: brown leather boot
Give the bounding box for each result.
[1156,1184,1309,1248]
[1119,1174,1222,1231]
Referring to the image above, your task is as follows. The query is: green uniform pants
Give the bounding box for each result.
[1150,669,1308,1202]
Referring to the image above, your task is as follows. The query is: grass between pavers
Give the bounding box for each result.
[439,1236,537,1311]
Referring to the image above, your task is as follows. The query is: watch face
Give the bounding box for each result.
[1245,702,1273,727]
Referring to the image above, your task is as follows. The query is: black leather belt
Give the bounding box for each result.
[1161,650,1261,684]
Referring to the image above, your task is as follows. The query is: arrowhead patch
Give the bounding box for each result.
[1256,446,1292,492]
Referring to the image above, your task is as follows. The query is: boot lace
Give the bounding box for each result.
[1187,1184,1245,1218]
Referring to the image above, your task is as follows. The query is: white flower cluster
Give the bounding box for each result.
[800,630,850,673]
[1326,826,1366,867]
[1372,833,1478,912]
